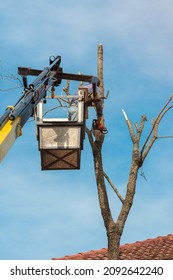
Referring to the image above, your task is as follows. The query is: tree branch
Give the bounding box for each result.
[157,136,173,139]
[141,101,173,161]
[137,115,147,140]
[141,95,173,158]
[122,109,136,143]
[103,171,125,204]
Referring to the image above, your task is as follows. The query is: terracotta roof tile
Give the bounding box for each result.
[52,234,173,260]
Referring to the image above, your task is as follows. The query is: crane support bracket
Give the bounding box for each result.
[18,68,100,86]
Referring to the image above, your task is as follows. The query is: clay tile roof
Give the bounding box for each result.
[52,234,173,260]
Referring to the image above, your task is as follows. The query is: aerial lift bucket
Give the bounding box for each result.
[36,89,86,170]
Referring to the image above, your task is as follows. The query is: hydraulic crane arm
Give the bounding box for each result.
[0,55,62,162]
[0,55,99,163]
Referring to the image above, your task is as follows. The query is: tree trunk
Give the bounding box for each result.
[91,140,121,259]
[97,44,104,98]
[92,141,114,234]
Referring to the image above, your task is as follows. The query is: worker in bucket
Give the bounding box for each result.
[67,97,78,121]
[63,82,107,134]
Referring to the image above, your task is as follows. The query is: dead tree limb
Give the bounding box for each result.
[103,171,124,204]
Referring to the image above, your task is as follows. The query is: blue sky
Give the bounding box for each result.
[0,0,173,260]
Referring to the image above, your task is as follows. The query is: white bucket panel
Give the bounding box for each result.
[39,126,81,149]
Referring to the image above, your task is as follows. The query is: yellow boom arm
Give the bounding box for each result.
[0,116,22,162]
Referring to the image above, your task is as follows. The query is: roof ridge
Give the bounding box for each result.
[121,233,173,248]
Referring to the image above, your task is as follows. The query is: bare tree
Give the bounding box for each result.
[86,44,173,259]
